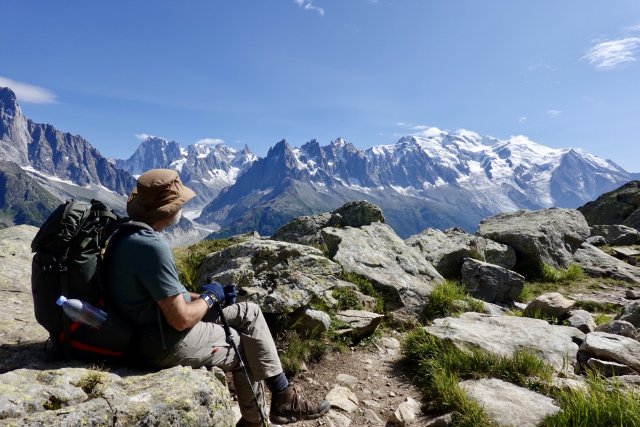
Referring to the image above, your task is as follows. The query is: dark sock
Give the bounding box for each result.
[265,372,289,394]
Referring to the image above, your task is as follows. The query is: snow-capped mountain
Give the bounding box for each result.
[199,130,638,238]
[116,136,256,213]
[2,83,636,240]
[0,86,135,212]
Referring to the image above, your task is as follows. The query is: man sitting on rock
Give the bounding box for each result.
[106,169,330,426]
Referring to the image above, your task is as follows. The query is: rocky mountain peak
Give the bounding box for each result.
[0,87,19,118]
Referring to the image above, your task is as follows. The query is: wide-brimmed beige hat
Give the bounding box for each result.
[127,169,196,223]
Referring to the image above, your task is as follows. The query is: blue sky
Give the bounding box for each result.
[2,1,640,171]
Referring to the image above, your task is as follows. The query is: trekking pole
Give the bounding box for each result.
[214,302,269,427]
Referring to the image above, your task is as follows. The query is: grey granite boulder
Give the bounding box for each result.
[322,222,443,321]
[573,243,640,283]
[459,378,560,427]
[0,225,50,372]
[477,208,590,271]
[566,310,597,334]
[406,227,515,279]
[524,292,576,320]
[580,332,640,372]
[424,312,585,373]
[616,301,640,327]
[330,200,384,228]
[460,258,524,303]
[197,239,349,314]
[591,224,640,246]
[272,201,384,246]
[293,308,331,335]
[271,213,332,246]
[596,320,638,339]
[335,310,384,341]
[0,366,236,426]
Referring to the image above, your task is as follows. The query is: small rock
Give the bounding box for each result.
[425,413,454,427]
[380,337,401,349]
[363,399,382,408]
[363,408,384,424]
[390,397,422,426]
[389,391,397,397]
[325,409,352,427]
[566,310,597,333]
[336,374,358,388]
[596,320,638,339]
[524,292,575,320]
[587,358,636,377]
[326,385,359,413]
[627,289,640,300]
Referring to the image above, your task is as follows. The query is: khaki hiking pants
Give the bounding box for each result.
[158,302,282,423]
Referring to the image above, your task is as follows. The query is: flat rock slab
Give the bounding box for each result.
[459,378,560,427]
[612,247,640,257]
[0,366,235,425]
[573,243,640,283]
[0,225,50,372]
[335,310,384,341]
[579,332,640,372]
[424,312,585,373]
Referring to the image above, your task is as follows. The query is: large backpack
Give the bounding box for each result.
[31,199,149,360]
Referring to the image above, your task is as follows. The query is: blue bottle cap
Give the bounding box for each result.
[56,295,67,306]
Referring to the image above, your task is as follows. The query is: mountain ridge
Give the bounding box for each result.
[2,86,638,241]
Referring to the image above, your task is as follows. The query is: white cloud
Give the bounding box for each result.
[135,133,156,141]
[547,110,562,118]
[624,23,640,33]
[518,117,528,123]
[396,122,409,127]
[411,125,431,131]
[0,76,56,104]
[294,0,325,16]
[195,138,225,145]
[583,37,640,70]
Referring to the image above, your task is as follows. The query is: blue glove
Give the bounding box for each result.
[224,284,237,306]
[199,282,224,308]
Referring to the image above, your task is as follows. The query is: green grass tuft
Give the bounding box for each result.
[332,287,363,311]
[592,312,612,326]
[278,331,327,376]
[541,374,640,427]
[173,238,236,291]
[422,280,484,323]
[540,264,585,284]
[339,270,384,313]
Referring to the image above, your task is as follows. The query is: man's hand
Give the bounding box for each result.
[199,282,224,307]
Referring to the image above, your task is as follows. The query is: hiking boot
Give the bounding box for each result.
[269,385,331,424]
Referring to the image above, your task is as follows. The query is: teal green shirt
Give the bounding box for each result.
[106,229,190,355]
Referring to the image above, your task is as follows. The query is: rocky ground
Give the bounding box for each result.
[227,330,433,427]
